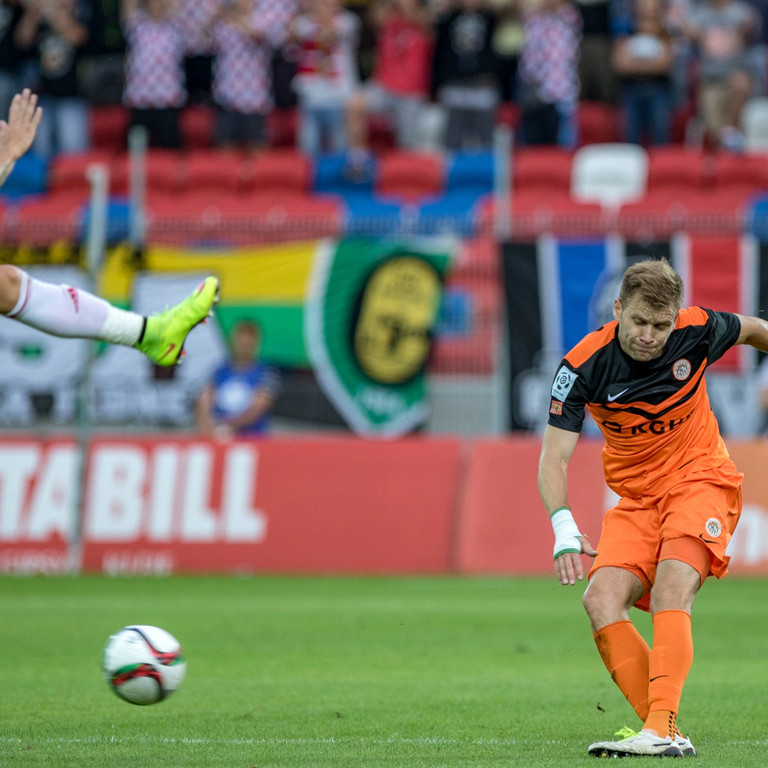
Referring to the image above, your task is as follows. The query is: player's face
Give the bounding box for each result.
[613,296,678,361]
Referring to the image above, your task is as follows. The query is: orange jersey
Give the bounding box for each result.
[547,307,742,498]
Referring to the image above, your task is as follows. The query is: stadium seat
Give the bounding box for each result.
[251,150,312,194]
[513,147,573,193]
[184,150,248,194]
[12,192,87,246]
[617,187,749,239]
[147,192,344,246]
[111,150,184,196]
[267,107,298,148]
[478,190,606,237]
[712,152,768,193]
[415,190,487,237]
[571,143,648,207]
[1,154,48,200]
[646,147,706,192]
[180,104,215,149]
[578,101,621,145]
[338,191,403,238]
[90,105,129,151]
[376,150,445,202]
[314,153,377,196]
[48,150,116,195]
[741,97,768,152]
[446,151,495,195]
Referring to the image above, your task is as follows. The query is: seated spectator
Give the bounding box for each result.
[684,0,760,151]
[195,320,281,438]
[517,0,581,147]
[346,0,434,168]
[209,0,274,151]
[432,0,500,151]
[121,0,186,149]
[15,0,93,157]
[612,0,675,145]
[289,0,360,155]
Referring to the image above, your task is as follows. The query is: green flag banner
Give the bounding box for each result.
[305,238,455,437]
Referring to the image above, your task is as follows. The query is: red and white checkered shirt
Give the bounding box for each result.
[176,0,225,56]
[122,10,187,109]
[258,0,300,46]
[519,3,582,105]
[212,9,273,113]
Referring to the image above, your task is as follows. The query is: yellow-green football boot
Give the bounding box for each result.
[136,276,219,366]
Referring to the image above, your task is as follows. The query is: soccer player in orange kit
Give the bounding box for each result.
[538,258,768,757]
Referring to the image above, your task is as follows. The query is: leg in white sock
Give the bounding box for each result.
[1,266,145,346]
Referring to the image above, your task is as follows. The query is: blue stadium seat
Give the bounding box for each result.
[314,153,378,196]
[1,154,48,200]
[446,151,495,196]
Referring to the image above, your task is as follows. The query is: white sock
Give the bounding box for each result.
[7,269,145,346]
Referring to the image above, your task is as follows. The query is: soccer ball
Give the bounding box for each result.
[102,625,186,705]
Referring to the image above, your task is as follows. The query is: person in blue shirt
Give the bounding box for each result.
[196,319,280,437]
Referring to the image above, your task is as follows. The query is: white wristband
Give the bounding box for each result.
[550,507,583,560]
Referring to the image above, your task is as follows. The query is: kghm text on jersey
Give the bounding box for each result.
[600,410,694,435]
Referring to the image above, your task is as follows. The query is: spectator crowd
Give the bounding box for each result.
[0,0,766,159]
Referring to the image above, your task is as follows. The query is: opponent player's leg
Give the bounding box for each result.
[1,264,218,366]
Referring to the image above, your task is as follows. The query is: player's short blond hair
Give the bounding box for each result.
[618,259,683,312]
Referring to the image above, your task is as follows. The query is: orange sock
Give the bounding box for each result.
[593,620,650,721]
[644,609,693,738]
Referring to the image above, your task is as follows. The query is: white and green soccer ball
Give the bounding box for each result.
[102,625,186,705]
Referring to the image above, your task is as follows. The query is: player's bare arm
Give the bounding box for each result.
[0,89,42,188]
[538,424,597,586]
[735,313,768,352]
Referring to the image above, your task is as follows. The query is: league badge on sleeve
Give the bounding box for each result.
[551,365,579,402]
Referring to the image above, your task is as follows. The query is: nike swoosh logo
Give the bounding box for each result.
[607,388,629,402]
[699,534,718,545]
[649,675,669,682]
[158,343,176,361]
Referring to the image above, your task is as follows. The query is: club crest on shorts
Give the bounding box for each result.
[705,518,722,538]
[672,358,691,381]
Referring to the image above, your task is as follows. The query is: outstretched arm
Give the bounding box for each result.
[538,424,597,586]
[736,314,768,352]
[0,89,42,189]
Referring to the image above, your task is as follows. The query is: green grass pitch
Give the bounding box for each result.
[0,574,766,767]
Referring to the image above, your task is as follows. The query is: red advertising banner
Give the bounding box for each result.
[722,441,768,574]
[455,437,608,575]
[455,436,768,576]
[0,438,78,573]
[81,436,461,575]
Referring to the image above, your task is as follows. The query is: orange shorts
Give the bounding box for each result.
[588,469,742,611]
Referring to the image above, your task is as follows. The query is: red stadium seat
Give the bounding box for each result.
[376,150,444,202]
[513,147,574,193]
[90,105,129,151]
[12,192,87,246]
[267,108,298,148]
[111,150,184,196]
[617,188,750,238]
[48,150,117,195]
[479,190,606,238]
[184,150,248,194]
[712,152,768,192]
[250,150,312,194]
[146,192,344,245]
[578,101,621,145]
[646,147,706,192]
[181,104,215,149]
